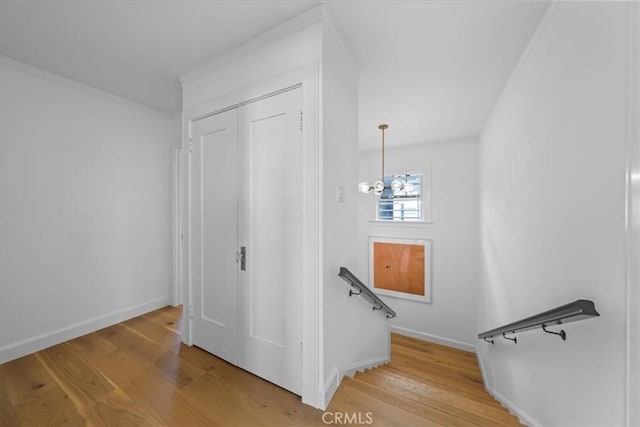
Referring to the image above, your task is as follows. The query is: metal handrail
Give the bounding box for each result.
[338,267,397,319]
[478,299,600,344]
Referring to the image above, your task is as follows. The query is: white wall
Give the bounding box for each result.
[627,3,640,425]
[358,140,479,351]
[321,18,390,405]
[478,3,636,426]
[0,57,173,363]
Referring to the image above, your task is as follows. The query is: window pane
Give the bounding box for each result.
[378,173,422,221]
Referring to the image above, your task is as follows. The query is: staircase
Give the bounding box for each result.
[327,334,521,426]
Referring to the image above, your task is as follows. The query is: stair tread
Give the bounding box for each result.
[357,367,507,409]
[350,370,519,425]
[342,375,519,426]
[380,364,501,404]
[328,334,522,426]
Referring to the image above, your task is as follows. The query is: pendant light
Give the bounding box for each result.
[358,124,409,195]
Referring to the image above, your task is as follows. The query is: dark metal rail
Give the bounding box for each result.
[338,267,397,319]
[478,299,600,344]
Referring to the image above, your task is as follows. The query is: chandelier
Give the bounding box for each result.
[358,124,411,195]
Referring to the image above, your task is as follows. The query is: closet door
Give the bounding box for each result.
[237,87,303,395]
[190,108,239,365]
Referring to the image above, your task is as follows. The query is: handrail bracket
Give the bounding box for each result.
[349,288,362,297]
[338,267,397,319]
[542,324,567,341]
[502,332,517,344]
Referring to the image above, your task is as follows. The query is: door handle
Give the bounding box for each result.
[240,246,246,271]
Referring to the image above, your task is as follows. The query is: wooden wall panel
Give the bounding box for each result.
[373,242,425,296]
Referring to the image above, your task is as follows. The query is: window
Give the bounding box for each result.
[377,173,422,221]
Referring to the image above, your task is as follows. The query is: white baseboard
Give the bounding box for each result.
[476,349,490,389]
[487,388,541,427]
[321,368,340,410]
[476,351,541,427]
[0,297,171,364]
[322,356,390,410]
[390,325,476,353]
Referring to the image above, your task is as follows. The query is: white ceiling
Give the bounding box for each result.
[0,0,548,149]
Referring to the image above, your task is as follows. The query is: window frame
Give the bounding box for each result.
[365,161,432,226]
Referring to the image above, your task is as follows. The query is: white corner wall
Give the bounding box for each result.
[0,57,173,363]
[320,17,390,406]
[358,140,479,351]
[478,2,636,426]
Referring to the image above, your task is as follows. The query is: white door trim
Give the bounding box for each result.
[172,147,183,307]
[181,63,321,408]
[626,2,639,425]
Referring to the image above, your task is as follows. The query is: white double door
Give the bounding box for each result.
[190,88,302,395]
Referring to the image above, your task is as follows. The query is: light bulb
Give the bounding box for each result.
[391,180,403,192]
[373,180,385,195]
[358,181,372,193]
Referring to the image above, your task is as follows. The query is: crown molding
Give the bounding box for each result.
[180,5,323,85]
[0,54,171,121]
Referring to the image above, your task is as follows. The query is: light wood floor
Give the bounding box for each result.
[0,306,520,426]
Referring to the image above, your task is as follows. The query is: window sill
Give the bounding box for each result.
[369,220,433,228]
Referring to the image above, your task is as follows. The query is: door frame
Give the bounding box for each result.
[181,64,321,408]
[172,146,183,307]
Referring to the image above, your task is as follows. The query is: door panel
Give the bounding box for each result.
[191,109,238,365]
[190,87,302,395]
[249,114,287,347]
[238,88,303,395]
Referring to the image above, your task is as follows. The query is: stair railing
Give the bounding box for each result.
[478,299,599,344]
[338,267,397,319]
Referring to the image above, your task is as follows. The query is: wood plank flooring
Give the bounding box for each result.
[330,334,521,426]
[0,306,520,426]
